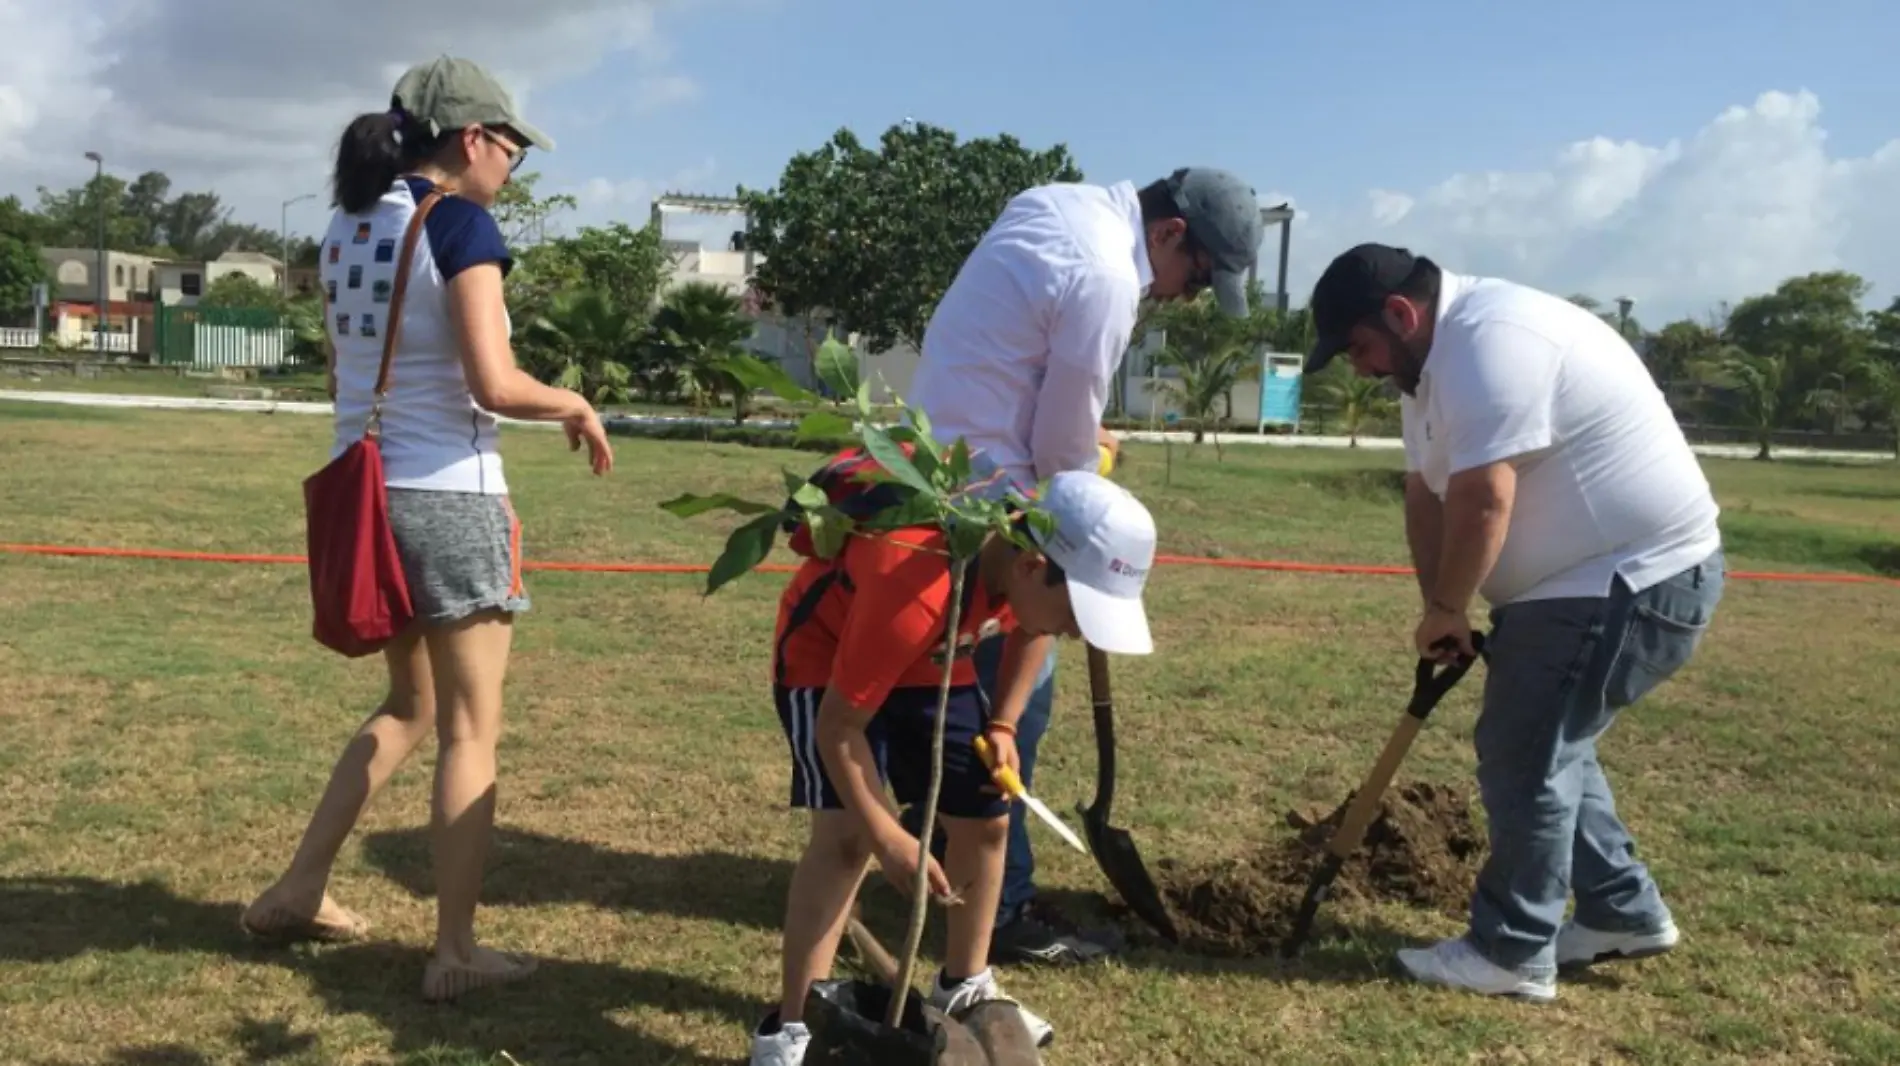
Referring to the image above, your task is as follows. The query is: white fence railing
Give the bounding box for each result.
[190,325,295,368]
[0,328,138,353]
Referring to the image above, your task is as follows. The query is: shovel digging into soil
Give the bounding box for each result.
[1078,644,1179,943]
[1279,633,1487,958]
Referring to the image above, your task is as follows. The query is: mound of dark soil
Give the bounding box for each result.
[1155,780,1485,956]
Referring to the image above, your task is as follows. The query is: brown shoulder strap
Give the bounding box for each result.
[371,188,446,397]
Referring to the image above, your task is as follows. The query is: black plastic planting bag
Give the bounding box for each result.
[803,979,992,1065]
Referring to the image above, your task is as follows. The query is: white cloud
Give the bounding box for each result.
[632,74,702,114]
[0,0,707,234]
[1284,91,1900,322]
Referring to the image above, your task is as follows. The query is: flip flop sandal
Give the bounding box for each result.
[239,902,372,945]
[421,951,539,1003]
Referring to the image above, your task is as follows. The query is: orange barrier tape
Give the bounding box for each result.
[2,542,1896,587]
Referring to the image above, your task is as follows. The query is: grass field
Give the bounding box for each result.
[1,399,1896,1066]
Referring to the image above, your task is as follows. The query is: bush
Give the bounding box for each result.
[602,418,855,454]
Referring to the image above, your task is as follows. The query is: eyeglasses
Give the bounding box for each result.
[480,127,527,173]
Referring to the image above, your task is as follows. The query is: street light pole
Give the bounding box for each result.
[84,151,105,354]
[1615,296,1634,339]
[1248,203,1296,314]
[281,193,317,298]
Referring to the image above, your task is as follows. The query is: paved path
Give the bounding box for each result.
[3,389,1891,464]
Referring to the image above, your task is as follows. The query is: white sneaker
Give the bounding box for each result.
[928,967,1055,1048]
[1556,918,1679,970]
[1396,938,1557,1003]
[749,1013,810,1066]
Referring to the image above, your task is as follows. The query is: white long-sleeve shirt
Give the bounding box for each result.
[908,180,1151,494]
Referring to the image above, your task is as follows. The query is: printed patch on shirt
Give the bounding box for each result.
[327,243,340,264]
[372,279,391,303]
[353,222,372,244]
[374,238,396,263]
[347,265,363,289]
[359,313,377,338]
[335,313,350,335]
[325,280,337,302]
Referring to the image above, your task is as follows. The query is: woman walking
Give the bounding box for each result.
[241,56,612,1002]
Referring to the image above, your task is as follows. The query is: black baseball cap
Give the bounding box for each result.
[1162,167,1264,317]
[1305,243,1434,371]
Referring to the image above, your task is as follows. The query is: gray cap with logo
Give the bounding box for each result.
[1160,167,1264,317]
[391,56,555,152]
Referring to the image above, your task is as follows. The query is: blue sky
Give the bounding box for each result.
[9,0,1897,322]
[507,0,1900,321]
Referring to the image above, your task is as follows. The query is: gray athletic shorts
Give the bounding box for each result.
[386,488,531,625]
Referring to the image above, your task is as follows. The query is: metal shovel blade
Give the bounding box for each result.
[1078,645,1179,943]
[1280,634,1486,958]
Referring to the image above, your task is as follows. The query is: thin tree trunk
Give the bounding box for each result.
[887,554,968,1026]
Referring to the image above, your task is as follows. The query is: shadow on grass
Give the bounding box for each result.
[360,826,793,934]
[1,875,747,1066]
[1859,543,1900,577]
[1010,886,1455,988]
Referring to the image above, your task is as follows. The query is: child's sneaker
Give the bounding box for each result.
[928,967,1054,1048]
[749,1012,810,1066]
[1556,918,1680,970]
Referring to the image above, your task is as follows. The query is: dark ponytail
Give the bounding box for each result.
[331,108,448,214]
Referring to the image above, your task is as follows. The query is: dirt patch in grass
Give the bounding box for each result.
[1157,780,1484,956]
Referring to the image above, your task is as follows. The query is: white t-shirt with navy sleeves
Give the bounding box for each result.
[322,176,515,495]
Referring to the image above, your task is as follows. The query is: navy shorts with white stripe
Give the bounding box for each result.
[773,684,1009,821]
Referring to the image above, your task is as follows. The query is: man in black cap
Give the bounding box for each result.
[902,167,1263,972]
[1305,243,1725,1002]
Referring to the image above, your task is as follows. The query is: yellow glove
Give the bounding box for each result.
[1097,442,1116,476]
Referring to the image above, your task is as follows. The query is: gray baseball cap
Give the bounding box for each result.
[1162,167,1263,317]
[391,56,555,152]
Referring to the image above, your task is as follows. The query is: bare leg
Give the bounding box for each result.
[243,631,434,939]
[420,610,532,1000]
[941,814,1008,981]
[779,812,873,1024]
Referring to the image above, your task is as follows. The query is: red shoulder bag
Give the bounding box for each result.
[301,189,444,657]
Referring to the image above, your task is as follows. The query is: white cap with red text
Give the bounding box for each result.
[1032,470,1156,655]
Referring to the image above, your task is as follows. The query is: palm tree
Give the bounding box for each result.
[1316,370,1398,447]
[1852,360,1900,458]
[1152,342,1255,459]
[1696,349,1786,460]
[650,281,760,424]
[521,288,639,405]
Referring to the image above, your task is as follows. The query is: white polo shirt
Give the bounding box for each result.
[907,180,1151,495]
[1401,270,1722,606]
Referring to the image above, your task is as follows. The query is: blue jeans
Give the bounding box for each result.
[902,634,1057,925]
[1468,549,1725,978]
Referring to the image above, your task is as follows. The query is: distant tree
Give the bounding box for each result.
[649,281,760,423]
[1722,271,1872,429]
[740,120,1083,355]
[0,235,49,321]
[197,272,283,313]
[1313,366,1398,447]
[1696,349,1787,460]
[520,289,641,405]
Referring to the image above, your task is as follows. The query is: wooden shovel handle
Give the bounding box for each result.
[1326,714,1424,860]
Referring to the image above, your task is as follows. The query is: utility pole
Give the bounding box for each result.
[1249,203,1296,314]
[84,151,105,353]
[281,193,317,298]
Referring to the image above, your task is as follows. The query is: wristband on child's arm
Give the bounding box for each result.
[984,719,1018,738]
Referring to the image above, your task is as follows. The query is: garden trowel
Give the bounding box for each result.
[974,735,1088,854]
